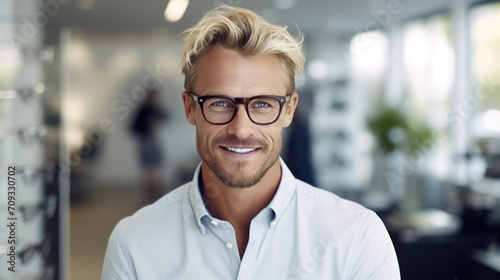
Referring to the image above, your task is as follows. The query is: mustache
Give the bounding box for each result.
[213,135,264,147]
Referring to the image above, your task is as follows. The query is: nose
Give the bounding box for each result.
[226,105,255,139]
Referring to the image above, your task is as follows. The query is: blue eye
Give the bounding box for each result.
[254,101,270,108]
[250,98,277,110]
[205,98,234,112]
[212,100,230,107]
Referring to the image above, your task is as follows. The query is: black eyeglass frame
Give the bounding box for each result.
[188,92,291,125]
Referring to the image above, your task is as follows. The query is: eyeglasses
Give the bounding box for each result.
[18,162,58,187]
[0,83,48,103]
[0,125,49,146]
[18,236,52,264]
[19,194,57,222]
[189,92,290,125]
[19,45,55,65]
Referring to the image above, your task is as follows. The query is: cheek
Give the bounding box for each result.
[262,127,283,144]
[196,125,222,145]
[196,125,211,141]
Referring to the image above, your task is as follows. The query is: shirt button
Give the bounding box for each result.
[211,220,218,226]
[226,242,233,250]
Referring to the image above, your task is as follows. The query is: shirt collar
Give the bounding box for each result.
[267,157,297,229]
[188,157,297,234]
[188,163,210,235]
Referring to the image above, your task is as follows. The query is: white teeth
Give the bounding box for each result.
[225,147,256,154]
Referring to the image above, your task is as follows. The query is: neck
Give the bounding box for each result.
[200,160,282,259]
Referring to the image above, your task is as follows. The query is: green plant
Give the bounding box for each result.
[367,105,434,157]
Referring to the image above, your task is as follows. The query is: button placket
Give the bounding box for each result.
[207,219,236,252]
[205,216,241,276]
[237,214,270,279]
[209,218,240,261]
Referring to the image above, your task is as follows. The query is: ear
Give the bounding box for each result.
[182,91,197,125]
[282,92,298,128]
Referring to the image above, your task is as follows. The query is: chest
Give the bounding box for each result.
[132,216,355,280]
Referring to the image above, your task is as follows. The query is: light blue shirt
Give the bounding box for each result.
[102,159,400,280]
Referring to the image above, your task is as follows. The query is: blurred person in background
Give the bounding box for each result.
[103,5,399,279]
[129,89,168,204]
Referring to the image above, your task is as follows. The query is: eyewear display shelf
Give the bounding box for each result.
[1,14,63,280]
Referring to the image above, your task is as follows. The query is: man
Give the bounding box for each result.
[102,6,400,280]
[129,89,168,204]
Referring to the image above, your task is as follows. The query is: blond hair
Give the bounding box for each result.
[181,5,305,94]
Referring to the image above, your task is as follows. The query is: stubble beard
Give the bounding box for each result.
[197,131,282,189]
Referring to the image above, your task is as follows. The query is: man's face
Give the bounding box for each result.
[182,47,298,188]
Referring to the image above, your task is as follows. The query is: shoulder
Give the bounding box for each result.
[291,180,391,254]
[113,183,190,234]
[294,179,372,218]
[291,179,384,235]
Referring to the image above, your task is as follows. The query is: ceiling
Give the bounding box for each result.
[45,0,479,37]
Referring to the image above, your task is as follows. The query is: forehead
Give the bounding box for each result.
[193,47,287,96]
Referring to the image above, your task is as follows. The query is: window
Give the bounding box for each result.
[402,14,454,179]
[470,2,500,136]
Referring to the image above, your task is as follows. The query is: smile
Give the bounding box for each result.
[222,146,259,154]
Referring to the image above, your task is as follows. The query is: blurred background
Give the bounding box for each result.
[1,0,500,279]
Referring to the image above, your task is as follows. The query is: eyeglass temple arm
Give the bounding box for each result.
[187,92,199,101]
